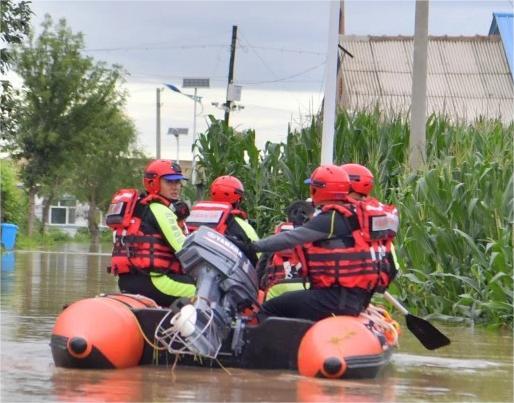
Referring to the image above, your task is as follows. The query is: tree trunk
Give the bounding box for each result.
[27,187,37,237]
[88,196,100,247]
[41,192,55,235]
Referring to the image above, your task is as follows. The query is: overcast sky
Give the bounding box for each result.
[28,0,513,160]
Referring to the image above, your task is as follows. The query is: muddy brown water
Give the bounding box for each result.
[1,245,512,402]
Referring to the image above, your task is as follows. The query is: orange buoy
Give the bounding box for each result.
[51,294,157,369]
[297,315,383,379]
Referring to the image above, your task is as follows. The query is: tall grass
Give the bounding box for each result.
[194,112,513,327]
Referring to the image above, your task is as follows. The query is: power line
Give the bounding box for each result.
[238,61,326,85]
[237,31,284,88]
[240,44,325,56]
[85,44,226,52]
[84,42,324,55]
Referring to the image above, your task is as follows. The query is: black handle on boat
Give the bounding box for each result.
[383,291,451,350]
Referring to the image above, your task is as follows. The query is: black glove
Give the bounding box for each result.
[226,236,258,266]
[171,200,190,221]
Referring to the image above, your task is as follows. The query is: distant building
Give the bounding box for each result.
[337,13,514,123]
[35,194,100,236]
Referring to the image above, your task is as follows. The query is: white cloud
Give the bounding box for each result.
[21,0,514,161]
[125,80,323,159]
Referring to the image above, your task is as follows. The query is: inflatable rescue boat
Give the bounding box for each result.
[50,227,399,379]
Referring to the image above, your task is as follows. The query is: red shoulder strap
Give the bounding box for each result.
[321,203,353,217]
[231,208,248,220]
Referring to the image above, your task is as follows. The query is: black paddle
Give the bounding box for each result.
[384,291,451,350]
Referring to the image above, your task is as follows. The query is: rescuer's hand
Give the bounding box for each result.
[226,236,258,266]
[171,200,190,220]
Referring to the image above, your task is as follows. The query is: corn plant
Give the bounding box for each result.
[192,112,513,327]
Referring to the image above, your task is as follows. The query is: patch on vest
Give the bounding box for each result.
[186,209,224,224]
[107,201,124,216]
[370,213,399,233]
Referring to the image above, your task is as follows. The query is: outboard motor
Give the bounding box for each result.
[154,226,258,358]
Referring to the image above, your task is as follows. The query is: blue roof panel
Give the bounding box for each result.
[489,12,514,81]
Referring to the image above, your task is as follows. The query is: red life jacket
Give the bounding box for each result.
[261,222,306,289]
[304,201,398,291]
[105,189,182,275]
[349,196,399,243]
[186,200,247,235]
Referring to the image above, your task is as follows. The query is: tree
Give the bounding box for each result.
[68,109,145,245]
[0,159,27,226]
[5,15,129,235]
[0,0,32,139]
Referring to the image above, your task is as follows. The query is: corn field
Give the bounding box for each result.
[189,111,513,327]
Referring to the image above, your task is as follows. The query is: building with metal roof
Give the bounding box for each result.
[489,12,513,82]
[337,14,514,123]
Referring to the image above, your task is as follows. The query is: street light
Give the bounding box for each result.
[167,127,189,162]
[182,78,209,185]
[164,79,210,185]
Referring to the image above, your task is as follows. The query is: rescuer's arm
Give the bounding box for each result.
[253,211,354,253]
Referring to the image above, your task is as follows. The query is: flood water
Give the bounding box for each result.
[1,244,512,402]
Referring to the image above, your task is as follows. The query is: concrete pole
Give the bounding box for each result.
[336,0,345,116]
[192,87,198,184]
[409,0,429,170]
[156,88,162,159]
[224,25,238,126]
[175,134,180,162]
[321,0,340,165]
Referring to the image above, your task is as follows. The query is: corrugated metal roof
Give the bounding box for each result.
[338,34,514,123]
[489,12,514,80]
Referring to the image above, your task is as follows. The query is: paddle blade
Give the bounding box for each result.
[405,314,451,350]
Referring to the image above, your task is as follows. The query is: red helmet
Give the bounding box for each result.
[210,175,244,205]
[307,165,350,205]
[341,163,374,195]
[143,159,187,195]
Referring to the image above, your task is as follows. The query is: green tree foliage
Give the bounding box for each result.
[5,15,134,235]
[0,0,32,138]
[0,159,27,225]
[68,109,145,244]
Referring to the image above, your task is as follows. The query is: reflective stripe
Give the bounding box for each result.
[391,244,400,271]
[265,282,305,300]
[194,201,233,209]
[150,203,185,252]
[234,216,259,242]
[150,272,196,298]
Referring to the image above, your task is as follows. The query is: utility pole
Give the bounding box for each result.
[224,25,238,125]
[336,0,345,110]
[409,0,429,170]
[156,88,162,159]
[320,1,339,165]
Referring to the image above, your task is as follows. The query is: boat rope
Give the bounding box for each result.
[215,358,232,375]
[360,304,400,346]
[153,298,220,358]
